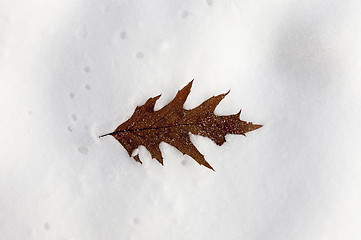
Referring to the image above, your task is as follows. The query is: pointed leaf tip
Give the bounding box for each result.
[218,90,230,99]
[208,165,215,171]
[253,124,263,130]
[203,161,215,171]
[184,79,193,90]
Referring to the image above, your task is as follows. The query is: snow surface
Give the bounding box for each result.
[1,0,361,239]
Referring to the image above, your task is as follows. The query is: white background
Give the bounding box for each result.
[1,0,361,239]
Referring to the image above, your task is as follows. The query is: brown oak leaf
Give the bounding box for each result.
[100,80,262,170]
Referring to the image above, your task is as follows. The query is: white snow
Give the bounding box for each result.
[1,0,361,239]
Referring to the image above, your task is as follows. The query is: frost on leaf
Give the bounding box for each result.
[100,80,262,170]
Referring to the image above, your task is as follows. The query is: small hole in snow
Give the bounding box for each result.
[133,218,140,225]
[78,147,88,155]
[85,84,91,90]
[44,222,50,230]
[136,52,144,59]
[84,66,90,73]
[71,114,77,121]
[181,11,189,18]
[206,0,214,6]
[120,31,127,39]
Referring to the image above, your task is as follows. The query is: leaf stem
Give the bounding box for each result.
[99,133,113,138]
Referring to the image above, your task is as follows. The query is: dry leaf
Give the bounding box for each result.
[100,80,262,170]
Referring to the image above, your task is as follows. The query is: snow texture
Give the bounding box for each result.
[1,0,361,239]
